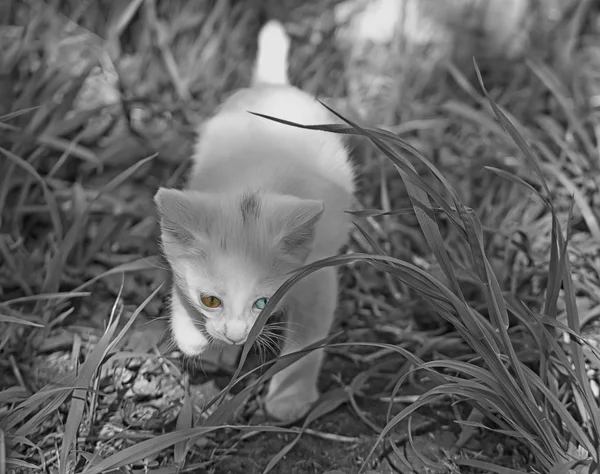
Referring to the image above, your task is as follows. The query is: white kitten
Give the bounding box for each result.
[154,20,355,420]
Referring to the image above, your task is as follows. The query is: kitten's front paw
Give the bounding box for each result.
[264,385,319,421]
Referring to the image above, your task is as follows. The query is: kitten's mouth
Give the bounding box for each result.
[224,337,247,346]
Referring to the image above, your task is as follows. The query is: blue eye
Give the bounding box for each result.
[253,297,269,310]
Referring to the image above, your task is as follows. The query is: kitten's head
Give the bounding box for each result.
[154,188,324,355]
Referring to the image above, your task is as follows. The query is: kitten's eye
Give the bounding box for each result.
[253,297,269,310]
[200,295,222,308]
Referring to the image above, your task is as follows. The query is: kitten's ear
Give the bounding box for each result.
[273,198,324,262]
[154,188,207,247]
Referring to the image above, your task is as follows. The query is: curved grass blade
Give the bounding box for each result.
[174,388,193,467]
[80,426,297,474]
[73,255,163,292]
[473,59,553,204]
[456,459,530,474]
[0,145,63,241]
[526,58,596,161]
[58,281,125,474]
[1,292,90,306]
[484,166,550,209]
[0,315,43,327]
[41,154,156,294]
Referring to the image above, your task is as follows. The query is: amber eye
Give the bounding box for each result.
[200,295,222,308]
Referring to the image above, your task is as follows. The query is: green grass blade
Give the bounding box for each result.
[526,59,596,161]
[1,292,90,306]
[484,167,550,210]
[0,315,43,327]
[73,255,163,292]
[80,426,296,474]
[174,388,193,467]
[58,289,124,473]
[0,145,63,241]
[0,387,29,405]
[473,59,553,202]
[456,459,531,474]
[41,154,156,294]
[353,221,388,256]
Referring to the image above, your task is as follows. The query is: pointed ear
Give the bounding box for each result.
[154,188,211,248]
[270,197,324,262]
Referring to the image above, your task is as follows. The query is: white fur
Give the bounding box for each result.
[157,20,355,421]
[252,20,290,85]
[190,85,354,195]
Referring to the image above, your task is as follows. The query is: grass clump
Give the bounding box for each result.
[1,1,600,473]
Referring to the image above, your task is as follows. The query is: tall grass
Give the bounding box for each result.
[246,78,600,472]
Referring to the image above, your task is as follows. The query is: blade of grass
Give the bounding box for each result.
[78,214,130,267]
[473,59,553,202]
[0,106,39,122]
[10,380,77,436]
[0,123,100,165]
[72,255,163,292]
[58,280,126,474]
[0,429,5,474]
[0,145,63,241]
[41,154,156,295]
[561,242,600,450]
[0,387,30,405]
[526,59,596,163]
[1,292,90,306]
[460,207,540,409]
[353,221,388,256]
[456,459,530,474]
[80,426,297,474]
[173,388,193,467]
[484,167,549,209]
[0,315,43,327]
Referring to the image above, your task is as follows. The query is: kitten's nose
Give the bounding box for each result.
[224,322,248,344]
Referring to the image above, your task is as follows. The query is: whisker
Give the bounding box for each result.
[256,333,272,355]
[264,322,303,334]
[153,315,172,322]
[262,330,291,344]
[258,333,276,364]
[162,337,177,354]
[256,336,267,366]
[265,328,298,339]
[260,332,282,355]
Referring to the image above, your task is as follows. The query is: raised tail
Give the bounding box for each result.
[252,20,290,86]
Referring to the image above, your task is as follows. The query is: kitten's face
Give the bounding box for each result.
[174,250,285,347]
[154,188,323,355]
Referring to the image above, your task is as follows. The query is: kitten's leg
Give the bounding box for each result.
[170,285,210,356]
[265,266,337,421]
[201,343,241,370]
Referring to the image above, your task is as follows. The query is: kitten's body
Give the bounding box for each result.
[155,21,355,420]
